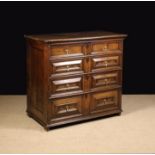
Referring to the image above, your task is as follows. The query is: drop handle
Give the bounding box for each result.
[104,61,108,67]
[64,49,69,55]
[103,45,108,50]
[65,105,70,112]
[66,65,70,71]
[66,83,70,88]
[104,78,108,84]
[103,98,107,104]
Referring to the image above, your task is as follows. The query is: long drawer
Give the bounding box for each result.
[49,70,121,98]
[49,54,122,78]
[49,88,121,123]
[49,39,122,58]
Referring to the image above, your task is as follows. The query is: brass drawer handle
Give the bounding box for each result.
[104,78,108,84]
[66,65,70,71]
[104,98,107,102]
[66,105,69,111]
[104,61,108,67]
[64,49,69,55]
[103,45,108,50]
[103,98,107,104]
[66,105,70,112]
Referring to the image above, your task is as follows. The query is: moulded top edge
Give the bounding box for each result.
[24,31,127,43]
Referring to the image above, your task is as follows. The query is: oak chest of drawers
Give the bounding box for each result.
[25,31,127,130]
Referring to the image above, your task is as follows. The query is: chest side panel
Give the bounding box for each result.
[27,39,48,123]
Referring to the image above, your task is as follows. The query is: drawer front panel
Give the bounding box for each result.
[91,55,121,72]
[50,76,83,94]
[50,58,84,75]
[50,95,84,121]
[50,44,84,57]
[90,89,120,114]
[91,71,120,89]
[92,40,121,54]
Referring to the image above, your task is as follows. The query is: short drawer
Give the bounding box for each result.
[90,71,120,90]
[50,44,84,57]
[90,89,120,114]
[49,58,84,76]
[92,40,121,55]
[50,95,84,121]
[91,55,121,72]
[49,76,84,94]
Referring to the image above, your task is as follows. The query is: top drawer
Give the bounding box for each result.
[92,40,122,55]
[50,44,84,57]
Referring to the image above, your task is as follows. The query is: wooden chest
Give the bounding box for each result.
[25,31,127,130]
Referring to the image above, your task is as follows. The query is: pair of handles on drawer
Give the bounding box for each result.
[64,45,108,54]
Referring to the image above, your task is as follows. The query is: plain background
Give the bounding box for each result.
[0,2,155,94]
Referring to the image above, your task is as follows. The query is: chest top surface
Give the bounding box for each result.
[24,31,127,43]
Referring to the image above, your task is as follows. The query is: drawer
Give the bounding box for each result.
[49,58,84,76]
[50,76,84,94]
[90,89,120,114]
[50,44,84,57]
[91,55,121,72]
[92,40,121,55]
[90,71,120,90]
[50,95,84,121]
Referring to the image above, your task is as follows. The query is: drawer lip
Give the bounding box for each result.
[50,71,84,79]
[50,53,84,59]
[91,50,122,55]
[49,55,85,62]
[90,85,121,93]
[49,73,84,80]
[52,60,82,66]
[51,113,83,122]
[49,85,121,100]
[49,90,84,100]
[53,77,81,85]
[91,67,122,74]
